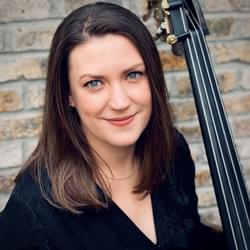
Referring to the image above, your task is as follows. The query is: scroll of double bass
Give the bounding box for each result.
[144,1,250,249]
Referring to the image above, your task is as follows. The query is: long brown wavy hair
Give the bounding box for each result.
[17,2,175,213]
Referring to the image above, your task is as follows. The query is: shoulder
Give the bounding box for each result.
[171,129,195,179]
[0,171,51,249]
[174,129,193,159]
[160,129,199,218]
[10,170,49,212]
[159,129,196,194]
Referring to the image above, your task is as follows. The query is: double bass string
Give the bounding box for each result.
[195,28,250,249]
[186,1,249,204]
[195,17,250,225]
[187,2,250,239]
[192,25,246,248]
[181,2,250,248]
[185,0,245,224]
[179,4,239,248]
[179,3,232,222]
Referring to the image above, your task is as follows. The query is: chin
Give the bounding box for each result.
[108,135,141,148]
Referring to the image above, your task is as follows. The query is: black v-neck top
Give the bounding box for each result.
[0,132,227,250]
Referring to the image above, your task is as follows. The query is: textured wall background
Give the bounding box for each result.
[0,0,249,226]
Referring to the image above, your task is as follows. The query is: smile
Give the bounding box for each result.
[105,114,135,127]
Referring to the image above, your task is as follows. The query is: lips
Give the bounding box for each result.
[105,114,135,127]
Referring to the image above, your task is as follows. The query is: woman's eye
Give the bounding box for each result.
[84,80,102,88]
[127,71,143,80]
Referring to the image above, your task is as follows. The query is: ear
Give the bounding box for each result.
[68,95,75,107]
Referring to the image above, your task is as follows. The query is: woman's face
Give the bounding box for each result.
[68,34,152,151]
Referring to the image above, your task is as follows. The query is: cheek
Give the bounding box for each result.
[136,81,152,107]
[142,84,152,120]
[145,86,152,105]
[73,93,107,119]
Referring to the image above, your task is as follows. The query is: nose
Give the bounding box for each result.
[108,83,130,110]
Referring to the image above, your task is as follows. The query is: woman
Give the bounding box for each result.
[0,2,227,250]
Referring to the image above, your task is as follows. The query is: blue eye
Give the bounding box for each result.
[85,80,102,88]
[127,71,144,80]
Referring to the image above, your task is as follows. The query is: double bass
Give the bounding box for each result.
[143,1,250,249]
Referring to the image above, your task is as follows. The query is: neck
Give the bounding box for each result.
[90,141,141,199]
[91,141,137,180]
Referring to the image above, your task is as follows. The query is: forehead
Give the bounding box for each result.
[68,34,144,74]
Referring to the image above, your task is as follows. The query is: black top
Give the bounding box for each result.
[0,132,227,250]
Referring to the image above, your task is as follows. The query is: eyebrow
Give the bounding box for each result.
[79,62,145,81]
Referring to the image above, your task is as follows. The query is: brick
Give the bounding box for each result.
[0,174,15,193]
[0,0,52,22]
[247,180,250,194]
[0,114,42,140]
[64,0,143,16]
[242,158,250,175]
[171,99,197,121]
[240,71,250,90]
[236,138,250,160]
[189,143,207,163]
[224,93,250,114]
[164,75,176,97]
[0,89,23,112]
[234,117,250,137]
[64,0,96,15]
[0,194,11,211]
[202,0,250,12]
[14,22,58,51]
[126,0,147,17]
[48,0,65,17]
[175,123,202,142]
[195,167,211,187]
[207,17,235,40]
[235,17,250,39]
[0,29,13,52]
[0,141,23,168]
[143,16,159,38]
[0,31,3,51]
[0,54,47,83]
[175,71,237,97]
[176,75,192,96]
[23,139,38,160]
[159,51,187,71]
[197,187,217,207]
[217,71,237,92]
[25,84,45,109]
[211,42,250,64]
[199,208,222,227]
[207,16,250,40]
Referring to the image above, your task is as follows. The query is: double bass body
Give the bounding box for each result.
[144,0,250,249]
